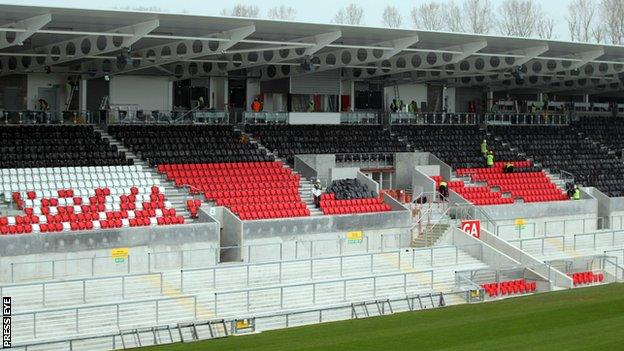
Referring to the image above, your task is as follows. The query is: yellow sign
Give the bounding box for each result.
[347,231,363,244]
[236,319,251,329]
[111,248,129,260]
[515,218,526,229]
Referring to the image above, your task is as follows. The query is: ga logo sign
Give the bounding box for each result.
[461,220,481,239]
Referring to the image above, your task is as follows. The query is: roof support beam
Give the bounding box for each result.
[221,31,341,72]
[0,19,159,76]
[567,49,605,71]
[304,35,420,75]
[343,40,486,80]
[0,14,51,49]
[83,25,255,79]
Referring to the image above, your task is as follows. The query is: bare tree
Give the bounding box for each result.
[411,2,447,30]
[566,0,597,42]
[592,24,606,43]
[600,0,624,44]
[382,5,403,28]
[447,1,465,32]
[463,0,494,34]
[536,17,556,39]
[114,6,168,12]
[220,4,260,18]
[497,0,541,37]
[333,3,364,25]
[268,5,297,20]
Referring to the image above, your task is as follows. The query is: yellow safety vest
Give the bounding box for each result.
[573,189,580,200]
[486,154,494,166]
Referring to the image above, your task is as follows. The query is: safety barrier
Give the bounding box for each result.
[0,272,164,307]
[507,235,566,256]
[212,269,434,315]
[12,295,197,341]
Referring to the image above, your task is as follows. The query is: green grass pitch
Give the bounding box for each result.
[135,283,624,351]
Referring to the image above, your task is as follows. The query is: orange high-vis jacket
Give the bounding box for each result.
[251,101,261,112]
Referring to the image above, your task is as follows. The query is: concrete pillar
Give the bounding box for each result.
[79,79,87,112]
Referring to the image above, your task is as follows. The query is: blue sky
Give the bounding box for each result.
[4,0,574,39]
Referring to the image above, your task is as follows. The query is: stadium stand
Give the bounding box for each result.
[245,125,408,165]
[392,125,523,169]
[490,125,624,197]
[571,271,604,286]
[0,166,183,234]
[456,161,569,204]
[319,178,391,215]
[158,161,310,220]
[0,125,130,168]
[108,125,274,166]
[481,279,537,298]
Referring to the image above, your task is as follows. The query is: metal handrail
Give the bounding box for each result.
[212,269,435,315]
[506,235,566,256]
[0,272,164,307]
[573,230,624,250]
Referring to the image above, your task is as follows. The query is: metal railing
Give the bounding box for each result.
[0,272,164,307]
[496,222,538,238]
[11,290,458,350]
[180,249,405,293]
[507,235,566,256]
[573,230,624,251]
[1,110,97,125]
[390,112,477,125]
[340,111,379,124]
[243,112,288,124]
[212,269,434,315]
[12,295,197,340]
[484,113,569,126]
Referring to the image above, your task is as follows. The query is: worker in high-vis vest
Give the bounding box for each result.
[503,162,514,173]
[486,151,494,167]
[573,186,581,200]
[481,139,488,156]
[439,180,449,199]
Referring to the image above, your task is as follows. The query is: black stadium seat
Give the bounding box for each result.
[245,125,408,165]
[0,125,131,168]
[108,125,274,166]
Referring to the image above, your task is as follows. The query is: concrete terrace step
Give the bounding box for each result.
[7,246,491,345]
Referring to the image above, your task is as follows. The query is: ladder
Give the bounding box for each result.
[99,95,109,110]
[64,84,77,109]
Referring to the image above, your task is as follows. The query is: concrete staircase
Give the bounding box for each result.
[93,126,195,222]
[412,223,451,247]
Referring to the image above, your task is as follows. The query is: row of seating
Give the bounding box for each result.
[571,271,604,286]
[490,125,624,197]
[1,186,182,235]
[159,162,309,221]
[109,125,273,166]
[0,125,130,168]
[481,279,537,298]
[393,125,523,169]
[246,125,407,165]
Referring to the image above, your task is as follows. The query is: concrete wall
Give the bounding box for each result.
[210,76,227,110]
[483,198,598,237]
[412,167,438,197]
[329,167,359,182]
[240,209,412,262]
[428,153,452,181]
[0,222,220,281]
[357,171,380,194]
[294,154,336,186]
[109,75,172,111]
[26,73,68,110]
[288,112,341,124]
[477,228,573,288]
[393,152,430,189]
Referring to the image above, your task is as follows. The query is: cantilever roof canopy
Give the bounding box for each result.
[1,4,623,94]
